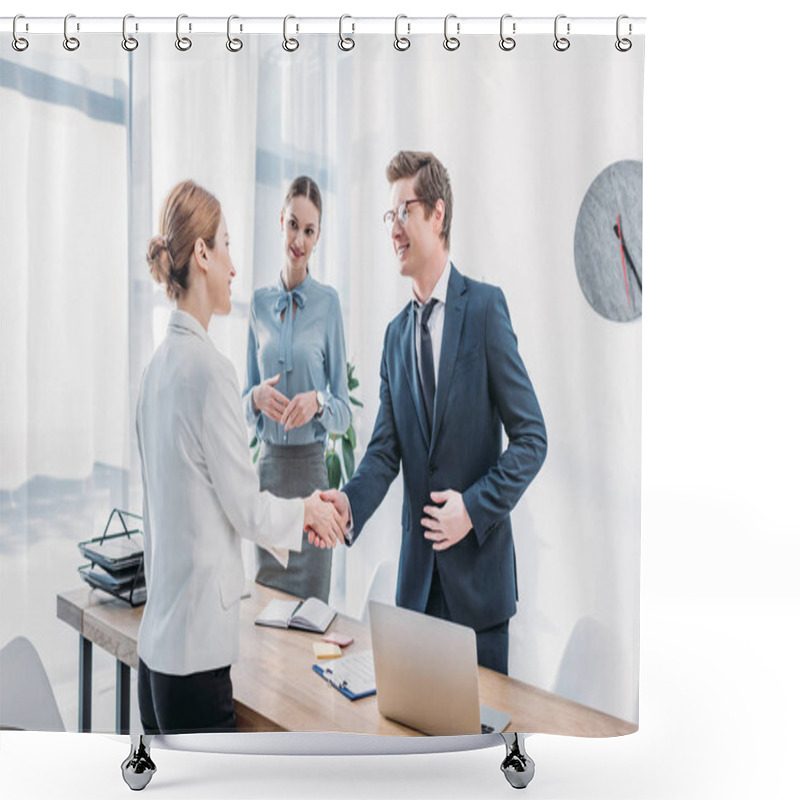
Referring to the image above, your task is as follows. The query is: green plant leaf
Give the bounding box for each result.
[348,377,360,391]
[344,425,356,449]
[249,436,258,448]
[342,438,355,480]
[349,396,364,408]
[326,451,342,490]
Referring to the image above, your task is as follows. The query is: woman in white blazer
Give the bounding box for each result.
[136,180,345,734]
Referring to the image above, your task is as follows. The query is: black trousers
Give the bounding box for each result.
[137,658,237,734]
[424,562,510,675]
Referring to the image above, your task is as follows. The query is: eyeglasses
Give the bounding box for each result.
[383,198,426,233]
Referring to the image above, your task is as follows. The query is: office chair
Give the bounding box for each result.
[0,636,66,731]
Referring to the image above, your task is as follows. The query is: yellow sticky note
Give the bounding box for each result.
[313,642,342,659]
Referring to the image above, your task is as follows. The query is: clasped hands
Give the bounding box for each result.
[302,490,347,549]
[305,488,473,552]
[253,374,319,432]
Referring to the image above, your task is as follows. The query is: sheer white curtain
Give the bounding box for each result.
[1,41,129,490]
[127,35,260,395]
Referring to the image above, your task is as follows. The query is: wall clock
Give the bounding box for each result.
[574,159,643,322]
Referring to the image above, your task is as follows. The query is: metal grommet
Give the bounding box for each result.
[226,15,243,52]
[394,15,410,51]
[12,15,29,52]
[175,14,192,51]
[499,14,515,51]
[122,14,139,51]
[63,14,80,51]
[443,14,460,51]
[553,14,571,52]
[283,15,299,52]
[615,15,632,52]
[338,14,355,51]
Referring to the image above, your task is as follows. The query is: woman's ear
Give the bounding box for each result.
[194,237,209,273]
[280,210,285,232]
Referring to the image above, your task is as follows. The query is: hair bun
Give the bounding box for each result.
[146,234,174,286]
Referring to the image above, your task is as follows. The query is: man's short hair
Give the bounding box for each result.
[386,151,453,249]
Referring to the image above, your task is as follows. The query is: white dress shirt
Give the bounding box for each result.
[136,310,303,675]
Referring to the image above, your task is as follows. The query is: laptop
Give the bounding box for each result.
[368,600,511,736]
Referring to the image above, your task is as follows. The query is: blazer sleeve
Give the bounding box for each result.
[461,287,547,545]
[342,328,401,541]
[203,358,304,553]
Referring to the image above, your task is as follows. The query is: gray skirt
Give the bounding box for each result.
[255,442,332,601]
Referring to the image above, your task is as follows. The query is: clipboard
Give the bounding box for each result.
[312,650,376,701]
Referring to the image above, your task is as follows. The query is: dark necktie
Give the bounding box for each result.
[417,299,438,432]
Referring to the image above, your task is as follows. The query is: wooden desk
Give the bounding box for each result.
[57,585,637,738]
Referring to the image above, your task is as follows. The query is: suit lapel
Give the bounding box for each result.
[431,267,467,451]
[400,301,431,450]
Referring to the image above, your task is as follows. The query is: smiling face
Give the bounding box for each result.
[389,176,445,282]
[206,214,235,316]
[281,195,321,279]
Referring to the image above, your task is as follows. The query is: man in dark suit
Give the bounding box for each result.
[312,151,547,673]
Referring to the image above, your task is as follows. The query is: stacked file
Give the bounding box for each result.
[78,509,146,606]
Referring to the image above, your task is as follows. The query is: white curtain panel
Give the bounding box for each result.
[1,41,129,487]
[1,30,642,726]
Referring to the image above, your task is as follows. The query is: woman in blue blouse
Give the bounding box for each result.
[243,176,351,600]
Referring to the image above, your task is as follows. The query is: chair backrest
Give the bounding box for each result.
[0,636,66,731]
[359,559,397,624]
[553,616,628,718]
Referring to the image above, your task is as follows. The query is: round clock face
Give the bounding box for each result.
[574,159,643,322]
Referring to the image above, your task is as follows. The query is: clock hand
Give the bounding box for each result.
[615,215,631,309]
[613,220,642,292]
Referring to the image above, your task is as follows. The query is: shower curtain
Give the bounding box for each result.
[1,20,644,743]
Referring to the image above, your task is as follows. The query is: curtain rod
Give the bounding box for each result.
[1,16,646,37]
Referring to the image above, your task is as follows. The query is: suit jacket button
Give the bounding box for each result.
[428,465,435,476]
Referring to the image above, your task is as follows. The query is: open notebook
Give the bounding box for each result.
[255,597,336,634]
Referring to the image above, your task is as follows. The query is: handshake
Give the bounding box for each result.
[301,489,350,549]
[301,487,474,552]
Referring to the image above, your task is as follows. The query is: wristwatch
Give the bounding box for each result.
[315,390,326,418]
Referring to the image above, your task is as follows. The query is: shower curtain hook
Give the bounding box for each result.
[339,15,355,51]
[394,15,411,51]
[553,14,571,51]
[615,15,632,52]
[499,14,516,51]
[63,14,80,51]
[175,14,192,51]
[122,15,139,51]
[283,15,299,51]
[12,15,29,52]
[226,15,243,52]
[443,14,460,51]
